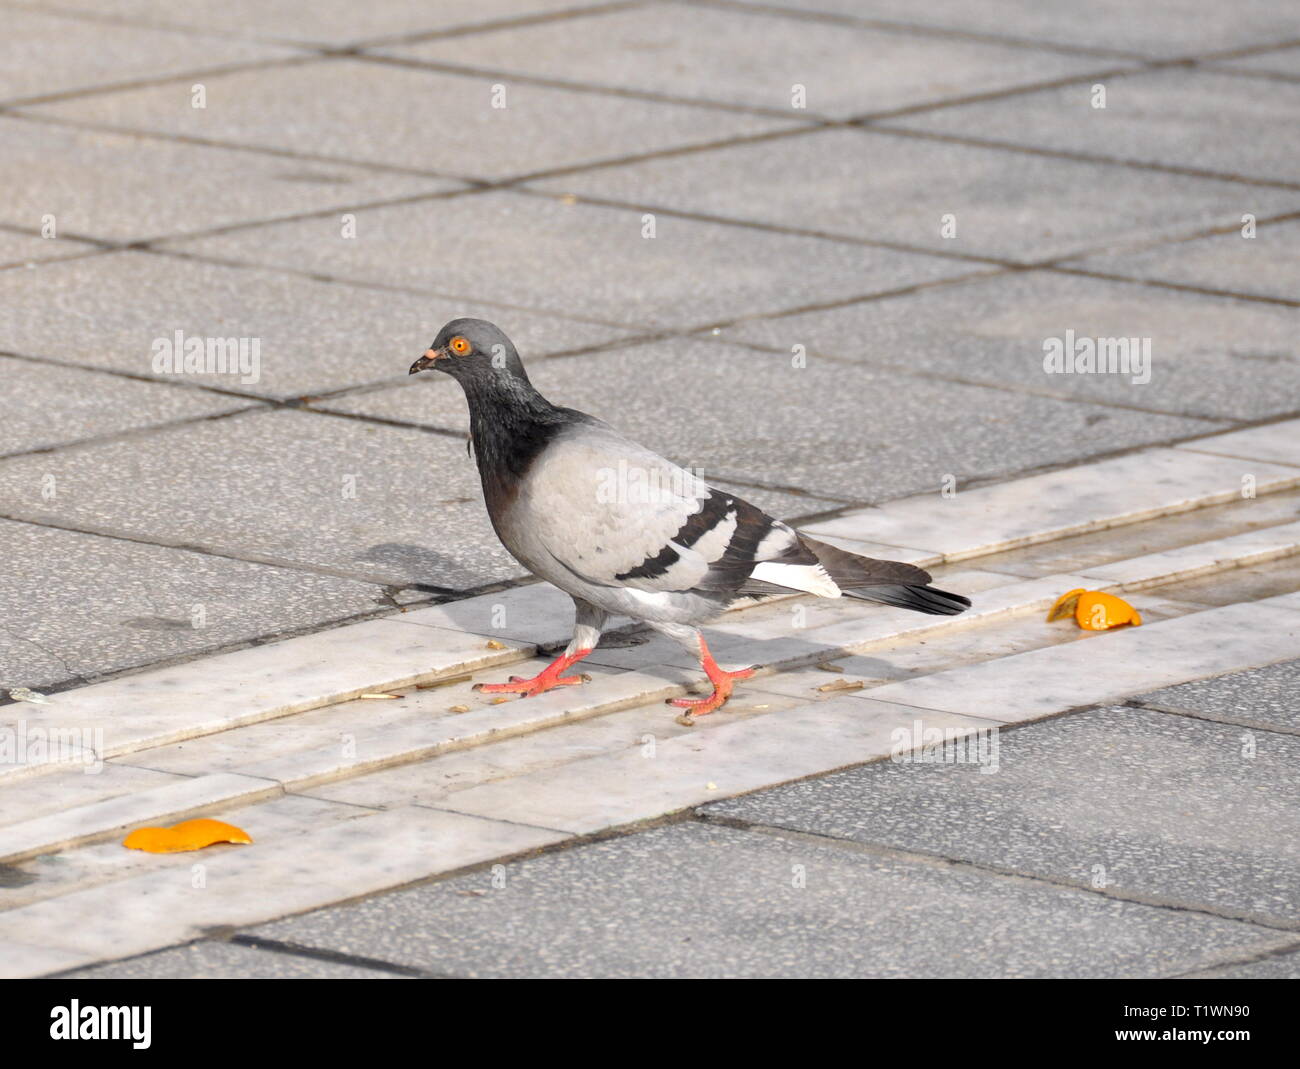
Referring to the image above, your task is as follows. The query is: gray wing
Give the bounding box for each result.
[514,421,827,597]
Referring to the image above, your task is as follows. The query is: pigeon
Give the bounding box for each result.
[410,318,970,717]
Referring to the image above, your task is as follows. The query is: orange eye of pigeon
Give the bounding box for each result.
[450,336,471,355]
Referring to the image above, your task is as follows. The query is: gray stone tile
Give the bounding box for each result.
[324,334,1217,501]
[24,58,798,181]
[168,190,968,329]
[705,706,1300,927]
[721,269,1298,422]
[886,68,1300,186]
[37,0,613,47]
[0,516,392,690]
[1073,217,1300,304]
[1138,659,1300,734]
[747,0,1300,59]
[0,408,520,592]
[529,127,1300,262]
[0,115,456,244]
[0,355,245,456]
[0,229,100,270]
[1212,46,1300,79]
[380,4,1107,118]
[60,940,399,978]
[0,251,636,401]
[251,821,1284,977]
[0,7,293,104]
[1189,948,1300,978]
[323,373,843,516]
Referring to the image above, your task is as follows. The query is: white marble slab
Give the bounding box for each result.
[300,690,802,811]
[1176,419,1300,468]
[0,761,183,829]
[1080,520,1300,589]
[0,939,91,979]
[801,448,1300,559]
[437,697,998,835]
[860,594,1300,724]
[234,663,698,790]
[0,806,567,977]
[0,740,100,785]
[0,794,371,913]
[0,772,280,864]
[2,620,534,769]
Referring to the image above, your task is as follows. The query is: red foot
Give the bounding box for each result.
[667,638,756,718]
[473,649,592,698]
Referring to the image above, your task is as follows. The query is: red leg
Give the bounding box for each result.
[667,636,755,718]
[473,648,593,698]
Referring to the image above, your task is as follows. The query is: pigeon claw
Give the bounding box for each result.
[472,649,593,699]
[666,663,756,718]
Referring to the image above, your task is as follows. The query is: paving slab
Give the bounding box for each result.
[801,447,1300,559]
[1188,948,1300,978]
[0,116,458,245]
[745,0,1300,59]
[721,270,1298,422]
[0,805,567,975]
[0,407,518,590]
[1176,420,1300,469]
[1212,47,1300,79]
[1137,657,1300,734]
[0,251,635,401]
[436,695,997,833]
[0,771,281,864]
[0,6,294,104]
[0,517,389,691]
[251,820,1287,977]
[965,488,1300,580]
[0,229,100,270]
[528,126,1300,262]
[323,335,1218,501]
[1077,520,1300,589]
[0,795,368,923]
[859,594,1300,725]
[1159,553,1300,607]
[38,0,615,48]
[0,760,183,830]
[885,68,1300,186]
[379,4,1108,118]
[1072,216,1300,304]
[0,616,536,778]
[0,355,246,456]
[23,58,798,181]
[60,940,400,979]
[108,658,631,779]
[166,190,968,329]
[705,705,1300,927]
[297,694,714,811]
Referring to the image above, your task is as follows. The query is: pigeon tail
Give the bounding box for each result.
[797,535,971,616]
[841,582,971,615]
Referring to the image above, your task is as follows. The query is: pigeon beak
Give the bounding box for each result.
[409,348,444,375]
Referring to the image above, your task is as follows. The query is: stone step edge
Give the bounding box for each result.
[8,597,1296,969]
[7,442,1296,783]
[7,516,1296,865]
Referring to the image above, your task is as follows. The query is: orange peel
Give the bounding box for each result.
[123,818,253,853]
[1047,588,1142,630]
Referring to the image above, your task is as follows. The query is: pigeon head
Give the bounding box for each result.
[409,318,528,385]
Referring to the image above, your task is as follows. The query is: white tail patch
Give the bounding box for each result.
[750,561,841,599]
